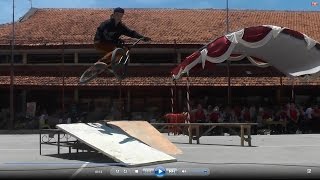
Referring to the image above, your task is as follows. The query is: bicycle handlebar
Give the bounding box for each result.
[132,38,143,47]
[120,38,144,49]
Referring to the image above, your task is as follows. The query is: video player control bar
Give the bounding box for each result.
[110,167,210,177]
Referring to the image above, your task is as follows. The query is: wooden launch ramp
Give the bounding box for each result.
[56,121,181,167]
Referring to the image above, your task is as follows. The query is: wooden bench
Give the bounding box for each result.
[264,120,288,133]
[151,123,258,146]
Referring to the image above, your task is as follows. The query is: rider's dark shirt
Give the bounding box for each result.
[94,18,143,44]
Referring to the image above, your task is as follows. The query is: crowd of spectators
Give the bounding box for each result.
[184,102,320,134]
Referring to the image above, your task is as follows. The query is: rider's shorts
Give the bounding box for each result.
[94,41,116,53]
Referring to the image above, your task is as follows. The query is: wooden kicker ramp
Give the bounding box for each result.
[101,120,182,155]
[56,120,181,167]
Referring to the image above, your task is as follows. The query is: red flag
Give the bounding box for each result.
[311,1,318,6]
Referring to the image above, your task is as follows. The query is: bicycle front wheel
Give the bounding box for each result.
[111,48,126,65]
[79,65,104,84]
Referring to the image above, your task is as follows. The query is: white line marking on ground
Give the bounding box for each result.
[258,145,320,148]
[178,145,320,148]
[70,162,89,179]
[0,149,54,151]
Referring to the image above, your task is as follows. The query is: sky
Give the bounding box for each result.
[0,0,319,24]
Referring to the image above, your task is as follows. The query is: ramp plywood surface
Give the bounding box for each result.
[56,123,176,167]
[105,121,182,155]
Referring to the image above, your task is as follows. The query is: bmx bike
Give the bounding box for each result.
[79,38,143,84]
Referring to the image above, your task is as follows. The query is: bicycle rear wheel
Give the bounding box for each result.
[79,65,105,84]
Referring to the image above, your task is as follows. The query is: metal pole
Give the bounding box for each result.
[174,80,177,112]
[226,0,231,105]
[291,78,295,102]
[227,62,231,105]
[9,0,15,129]
[277,76,283,105]
[226,0,229,33]
[62,41,65,115]
[170,82,174,113]
[186,73,191,123]
[119,80,122,119]
[29,0,33,8]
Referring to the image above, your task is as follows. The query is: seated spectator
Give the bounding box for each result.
[241,106,251,122]
[302,104,314,133]
[206,105,214,122]
[222,106,234,123]
[249,105,257,122]
[287,103,300,133]
[193,104,206,123]
[39,109,50,129]
[311,105,320,133]
[233,104,242,122]
[208,106,220,123]
[278,105,289,121]
[256,107,264,128]
[287,103,299,123]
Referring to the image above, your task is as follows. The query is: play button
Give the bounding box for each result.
[154,166,166,177]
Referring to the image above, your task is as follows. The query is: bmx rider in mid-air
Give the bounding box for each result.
[93,7,151,67]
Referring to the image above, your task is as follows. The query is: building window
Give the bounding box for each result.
[181,53,193,60]
[229,57,252,64]
[182,53,253,65]
[78,53,101,63]
[0,54,23,64]
[130,53,177,63]
[27,54,74,64]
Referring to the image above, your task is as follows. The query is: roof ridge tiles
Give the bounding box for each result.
[1,8,320,46]
[36,7,319,13]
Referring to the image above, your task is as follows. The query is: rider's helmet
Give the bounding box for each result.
[113,7,124,14]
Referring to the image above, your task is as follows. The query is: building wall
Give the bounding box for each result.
[1,46,320,126]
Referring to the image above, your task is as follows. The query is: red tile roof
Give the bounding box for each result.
[0,64,284,77]
[0,9,319,87]
[0,75,319,87]
[0,64,308,87]
[0,8,320,46]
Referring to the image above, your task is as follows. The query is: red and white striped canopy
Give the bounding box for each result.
[171,25,320,80]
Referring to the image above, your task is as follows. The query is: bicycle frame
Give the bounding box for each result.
[119,38,143,64]
[79,38,144,83]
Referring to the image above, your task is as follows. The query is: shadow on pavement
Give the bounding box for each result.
[44,152,125,166]
[173,141,258,147]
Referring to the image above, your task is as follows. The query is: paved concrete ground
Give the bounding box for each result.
[0,133,320,179]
